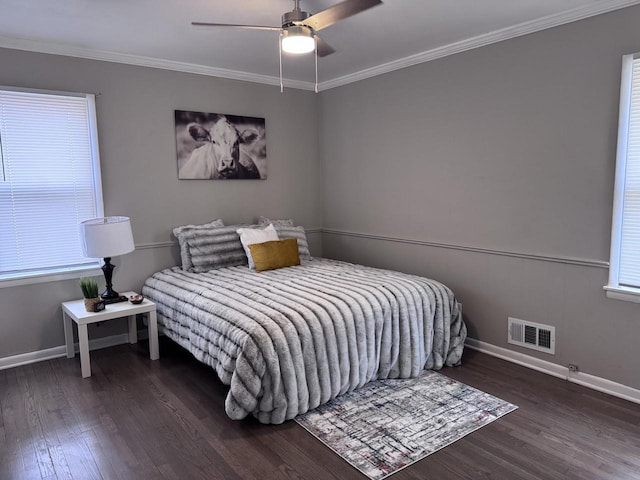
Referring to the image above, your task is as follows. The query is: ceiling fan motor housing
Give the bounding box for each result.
[282,9,311,28]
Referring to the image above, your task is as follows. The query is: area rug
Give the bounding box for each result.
[295,371,517,480]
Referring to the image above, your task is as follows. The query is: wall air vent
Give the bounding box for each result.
[508,317,555,354]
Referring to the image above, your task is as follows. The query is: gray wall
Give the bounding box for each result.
[0,47,322,359]
[3,5,640,393]
[319,6,640,389]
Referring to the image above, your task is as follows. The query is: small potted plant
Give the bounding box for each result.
[80,277,101,312]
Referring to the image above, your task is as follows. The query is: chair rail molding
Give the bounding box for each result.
[321,229,608,269]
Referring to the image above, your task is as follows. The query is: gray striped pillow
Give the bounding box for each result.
[257,216,294,227]
[180,224,251,272]
[174,219,225,271]
[172,219,224,239]
[271,225,312,260]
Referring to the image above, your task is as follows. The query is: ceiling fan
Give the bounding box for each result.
[192,0,382,57]
[192,0,383,90]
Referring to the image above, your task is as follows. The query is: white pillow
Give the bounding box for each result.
[236,224,279,269]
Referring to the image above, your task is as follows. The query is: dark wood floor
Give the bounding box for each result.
[1,339,639,480]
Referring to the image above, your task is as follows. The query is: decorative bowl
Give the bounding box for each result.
[129,294,144,304]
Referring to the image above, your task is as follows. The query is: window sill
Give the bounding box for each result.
[603,285,640,304]
[0,266,102,289]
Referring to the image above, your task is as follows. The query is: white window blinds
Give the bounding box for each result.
[618,58,640,288]
[0,87,103,282]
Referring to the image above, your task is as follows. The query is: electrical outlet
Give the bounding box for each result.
[568,364,579,372]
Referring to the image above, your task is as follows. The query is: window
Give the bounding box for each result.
[606,54,640,303]
[0,87,103,286]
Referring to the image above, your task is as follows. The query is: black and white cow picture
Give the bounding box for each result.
[175,110,266,180]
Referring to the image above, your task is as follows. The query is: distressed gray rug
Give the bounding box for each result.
[295,370,517,480]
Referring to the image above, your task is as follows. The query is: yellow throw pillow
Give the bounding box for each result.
[248,238,301,272]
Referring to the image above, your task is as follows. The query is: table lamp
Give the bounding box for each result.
[80,216,135,303]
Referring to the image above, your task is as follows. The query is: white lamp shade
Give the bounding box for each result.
[80,216,135,258]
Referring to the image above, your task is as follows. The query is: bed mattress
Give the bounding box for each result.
[142,258,467,424]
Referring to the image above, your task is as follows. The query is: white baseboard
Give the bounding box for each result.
[3,333,638,406]
[0,329,149,371]
[0,345,67,371]
[466,338,640,405]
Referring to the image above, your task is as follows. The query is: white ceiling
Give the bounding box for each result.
[1,0,639,91]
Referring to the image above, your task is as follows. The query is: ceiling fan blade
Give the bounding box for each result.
[315,35,336,57]
[191,22,281,32]
[302,0,382,32]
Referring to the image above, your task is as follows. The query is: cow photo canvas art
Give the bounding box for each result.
[175,110,266,180]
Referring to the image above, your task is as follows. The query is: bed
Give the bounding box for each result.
[141,220,467,424]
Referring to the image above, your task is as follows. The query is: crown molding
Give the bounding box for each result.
[0,35,316,91]
[1,0,640,92]
[317,0,640,91]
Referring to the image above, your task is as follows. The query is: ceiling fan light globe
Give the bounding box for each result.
[282,36,315,54]
[281,26,315,54]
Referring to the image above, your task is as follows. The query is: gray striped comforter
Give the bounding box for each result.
[142,258,467,424]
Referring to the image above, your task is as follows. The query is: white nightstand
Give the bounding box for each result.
[62,291,159,378]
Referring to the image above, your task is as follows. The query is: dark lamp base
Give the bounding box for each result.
[103,295,128,305]
[100,257,127,304]
[101,289,121,300]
